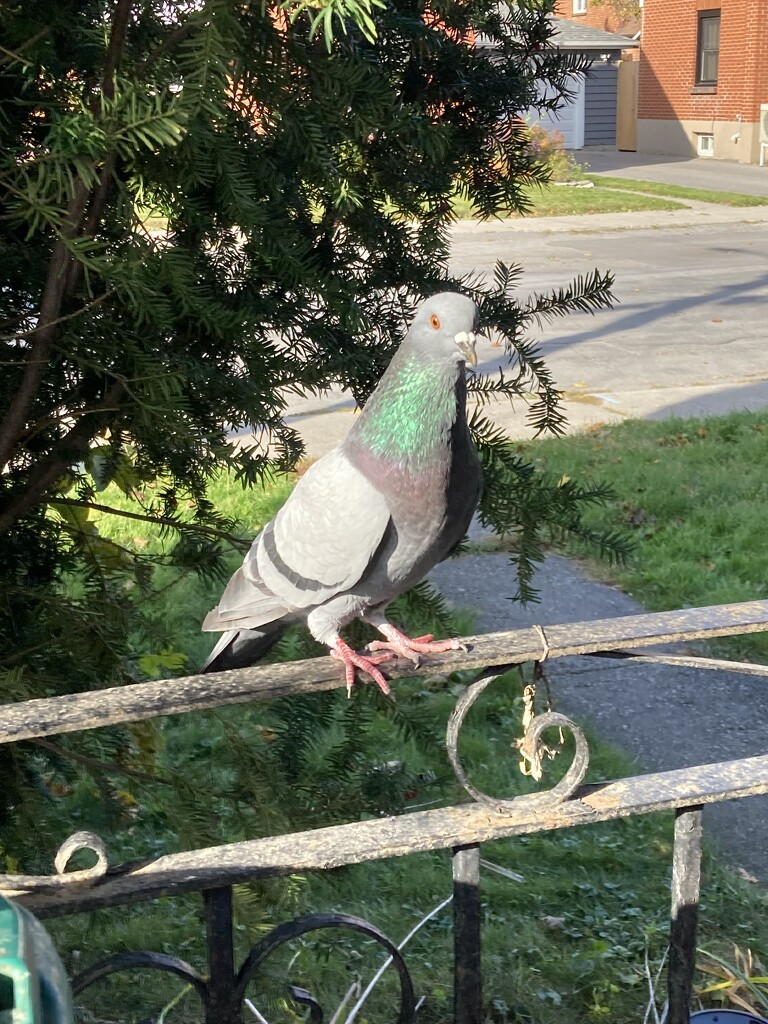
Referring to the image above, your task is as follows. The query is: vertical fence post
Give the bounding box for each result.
[203,886,239,1024]
[453,843,482,1024]
[668,806,703,1024]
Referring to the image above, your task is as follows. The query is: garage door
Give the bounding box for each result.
[527,74,585,150]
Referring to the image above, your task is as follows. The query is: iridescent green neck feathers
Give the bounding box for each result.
[349,352,462,467]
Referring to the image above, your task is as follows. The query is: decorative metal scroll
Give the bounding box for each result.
[0,830,108,893]
[71,950,209,1000]
[235,912,416,1020]
[446,668,590,812]
[70,910,417,1024]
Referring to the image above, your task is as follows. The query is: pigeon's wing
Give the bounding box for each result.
[201,564,289,631]
[256,448,391,609]
[203,449,391,633]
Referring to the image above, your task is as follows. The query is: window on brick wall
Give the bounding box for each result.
[696,11,720,85]
[572,0,587,13]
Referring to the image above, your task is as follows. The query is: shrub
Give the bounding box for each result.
[525,123,586,182]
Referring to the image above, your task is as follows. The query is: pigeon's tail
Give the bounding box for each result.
[200,625,283,674]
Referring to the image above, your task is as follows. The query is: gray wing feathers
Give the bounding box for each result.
[256,450,390,608]
[202,449,391,634]
[201,565,289,631]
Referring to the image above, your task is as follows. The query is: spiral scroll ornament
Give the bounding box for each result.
[446,669,590,813]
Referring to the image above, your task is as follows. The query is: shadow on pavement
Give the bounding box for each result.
[649,380,768,420]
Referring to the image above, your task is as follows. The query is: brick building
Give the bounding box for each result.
[554,0,640,42]
[637,0,768,164]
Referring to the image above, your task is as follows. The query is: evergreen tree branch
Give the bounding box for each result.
[16,402,122,448]
[101,0,134,102]
[0,30,49,68]
[0,292,112,343]
[0,0,132,472]
[136,19,198,75]
[53,498,251,551]
[65,0,133,288]
[79,154,118,252]
[0,382,125,532]
[0,199,86,470]
[28,738,171,786]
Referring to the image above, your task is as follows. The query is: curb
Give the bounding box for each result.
[449,203,768,235]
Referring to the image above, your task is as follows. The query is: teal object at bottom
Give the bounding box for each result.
[691,1012,768,1024]
[0,897,73,1024]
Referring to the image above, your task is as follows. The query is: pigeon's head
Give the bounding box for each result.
[408,292,480,368]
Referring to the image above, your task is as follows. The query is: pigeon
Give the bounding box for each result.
[201,291,482,694]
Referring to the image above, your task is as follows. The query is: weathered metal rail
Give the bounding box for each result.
[3,600,768,745]
[3,599,768,1023]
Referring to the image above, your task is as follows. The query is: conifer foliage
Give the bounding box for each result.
[0,0,619,846]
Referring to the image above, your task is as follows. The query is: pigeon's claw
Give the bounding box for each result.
[368,625,468,662]
[330,636,392,698]
[367,638,421,666]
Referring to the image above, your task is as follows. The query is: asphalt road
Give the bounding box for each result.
[450,217,768,434]
[276,210,768,454]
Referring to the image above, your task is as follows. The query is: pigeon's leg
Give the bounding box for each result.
[329,635,392,698]
[363,611,468,664]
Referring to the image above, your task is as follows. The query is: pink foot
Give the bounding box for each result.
[367,625,468,666]
[330,637,392,697]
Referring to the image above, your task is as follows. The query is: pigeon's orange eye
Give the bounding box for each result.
[430,314,441,330]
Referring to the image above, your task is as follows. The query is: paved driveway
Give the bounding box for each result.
[577,150,768,197]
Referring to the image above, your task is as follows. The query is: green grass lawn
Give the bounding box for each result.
[142,179,699,235]
[587,176,768,208]
[521,185,685,217]
[141,176,768,241]
[526,409,768,662]
[37,439,768,1023]
[451,176,768,221]
[453,183,685,220]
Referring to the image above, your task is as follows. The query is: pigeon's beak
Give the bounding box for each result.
[454,330,478,367]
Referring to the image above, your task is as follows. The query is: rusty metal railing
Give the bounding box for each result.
[3,599,768,1023]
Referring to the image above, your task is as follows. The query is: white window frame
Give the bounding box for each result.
[696,10,720,86]
[573,0,587,12]
[697,133,714,157]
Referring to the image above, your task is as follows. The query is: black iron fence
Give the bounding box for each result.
[4,600,768,1022]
